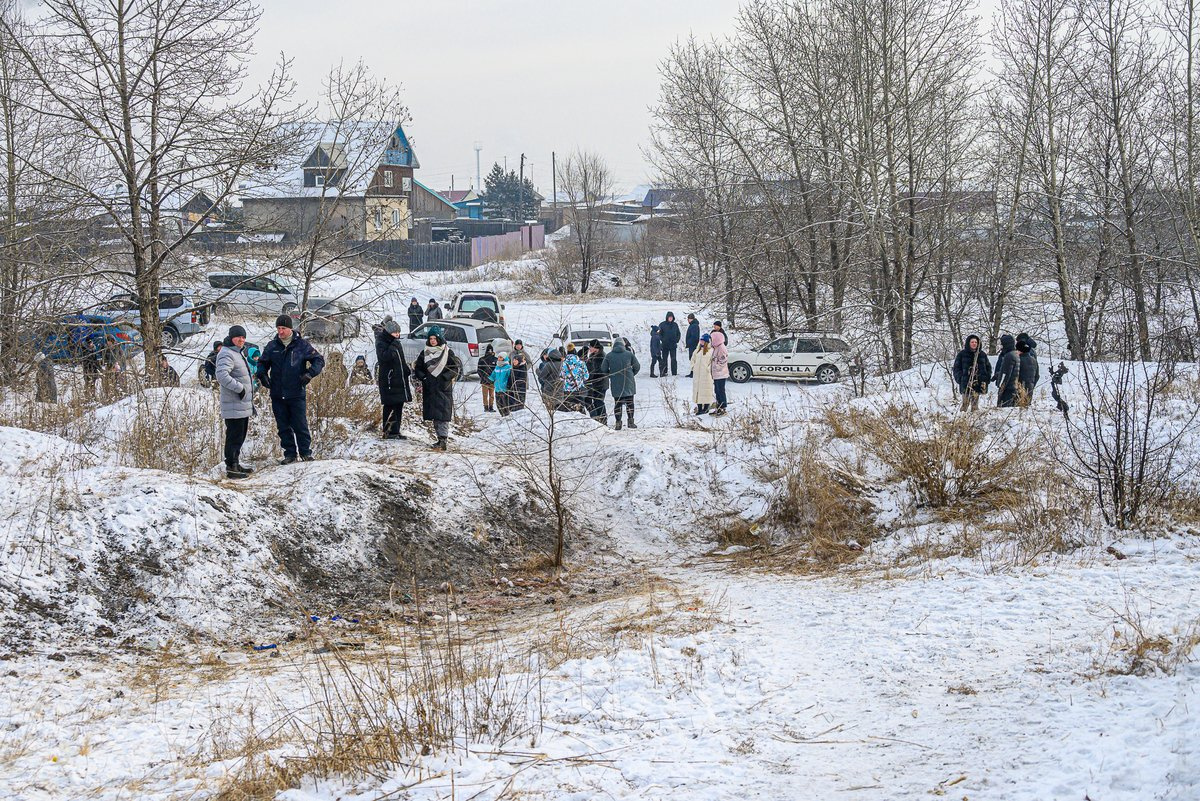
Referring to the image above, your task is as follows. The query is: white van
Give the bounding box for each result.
[200,273,299,316]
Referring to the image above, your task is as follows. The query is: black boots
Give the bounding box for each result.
[429,437,448,451]
[226,465,250,479]
[279,455,297,466]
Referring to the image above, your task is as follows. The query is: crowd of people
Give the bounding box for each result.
[952,332,1041,410]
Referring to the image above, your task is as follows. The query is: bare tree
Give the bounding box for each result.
[557,149,614,294]
[1,0,304,373]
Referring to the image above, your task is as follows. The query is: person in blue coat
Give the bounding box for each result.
[685,313,701,377]
[256,314,325,463]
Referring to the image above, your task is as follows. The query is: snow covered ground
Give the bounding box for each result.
[0,263,1197,800]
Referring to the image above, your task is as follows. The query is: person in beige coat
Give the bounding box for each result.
[690,334,715,415]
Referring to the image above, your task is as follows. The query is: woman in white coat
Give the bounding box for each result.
[690,334,715,415]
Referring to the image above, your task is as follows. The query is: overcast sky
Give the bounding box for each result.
[248,0,741,195]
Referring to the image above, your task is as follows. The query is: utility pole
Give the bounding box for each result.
[519,153,526,222]
[552,151,557,213]
[473,142,482,191]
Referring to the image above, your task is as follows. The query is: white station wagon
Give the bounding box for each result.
[727,332,856,384]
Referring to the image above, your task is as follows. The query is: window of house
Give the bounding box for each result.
[315,174,325,187]
[402,177,412,192]
[391,209,400,226]
[383,171,394,188]
[374,208,382,230]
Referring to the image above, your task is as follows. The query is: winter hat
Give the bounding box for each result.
[275,314,294,330]
[354,355,366,363]
[588,338,601,349]
[514,339,524,346]
[428,298,438,304]
[427,324,444,338]
[1000,334,1016,350]
[700,333,711,342]
[1016,339,1031,353]
[228,324,247,339]
[497,352,509,361]
[1016,332,1037,349]
[410,297,419,302]
[666,312,675,320]
[713,320,723,328]
[383,318,402,335]
[687,313,696,321]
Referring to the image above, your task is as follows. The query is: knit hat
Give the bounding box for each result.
[588,338,601,349]
[426,324,444,339]
[228,324,247,339]
[275,314,294,330]
[497,352,509,361]
[383,317,402,335]
[1016,339,1031,353]
[700,333,711,342]
[354,355,366,363]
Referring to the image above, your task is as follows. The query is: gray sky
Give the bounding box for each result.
[250,0,742,195]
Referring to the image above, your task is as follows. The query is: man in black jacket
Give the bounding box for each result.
[1016,338,1038,407]
[406,298,424,332]
[952,334,993,411]
[256,315,325,463]
[658,312,681,376]
[375,317,413,439]
[684,313,700,377]
[993,334,1020,408]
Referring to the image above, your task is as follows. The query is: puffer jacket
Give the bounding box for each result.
[216,339,254,419]
[585,351,608,396]
[601,339,640,398]
[995,334,1020,407]
[256,333,325,400]
[952,334,993,394]
[691,346,715,404]
[375,327,413,405]
[710,331,729,380]
[561,353,589,393]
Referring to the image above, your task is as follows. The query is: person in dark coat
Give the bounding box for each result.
[1016,332,1041,388]
[994,334,1021,408]
[712,320,729,347]
[537,348,566,411]
[684,313,701,377]
[375,318,413,439]
[412,328,462,450]
[256,314,325,463]
[649,325,662,378]
[601,338,640,429]
[477,343,498,413]
[584,339,609,425]
[510,340,530,409]
[201,340,221,388]
[952,334,993,411]
[406,297,424,332]
[1016,338,1037,407]
[426,299,444,320]
[659,312,681,376]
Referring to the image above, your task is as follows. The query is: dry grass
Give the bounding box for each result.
[717,438,878,571]
[116,389,222,475]
[853,408,1027,511]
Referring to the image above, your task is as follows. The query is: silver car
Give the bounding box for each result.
[403,319,514,379]
[95,289,207,347]
[199,273,299,316]
[299,298,363,341]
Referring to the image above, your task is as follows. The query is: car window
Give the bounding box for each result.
[410,324,431,339]
[570,329,611,340]
[476,325,507,342]
[821,338,850,353]
[795,338,822,354]
[443,325,468,343]
[105,295,138,311]
[209,275,229,289]
[458,296,499,314]
[761,337,796,354]
[160,293,184,309]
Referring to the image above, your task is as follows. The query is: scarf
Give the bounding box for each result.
[278,333,293,349]
[423,343,450,377]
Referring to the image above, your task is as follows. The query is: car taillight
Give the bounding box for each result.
[191,310,198,324]
[116,333,130,341]
[468,343,479,356]
[499,314,506,325]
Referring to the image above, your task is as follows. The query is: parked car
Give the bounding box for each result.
[403,319,513,379]
[727,332,856,384]
[299,298,363,342]
[550,322,631,352]
[446,290,505,324]
[198,273,299,316]
[95,288,207,347]
[31,314,142,362]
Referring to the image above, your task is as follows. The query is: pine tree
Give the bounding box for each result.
[481,162,540,220]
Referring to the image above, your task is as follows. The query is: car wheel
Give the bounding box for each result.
[162,326,181,348]
[730,361,752,383]
[815,365,839,384]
